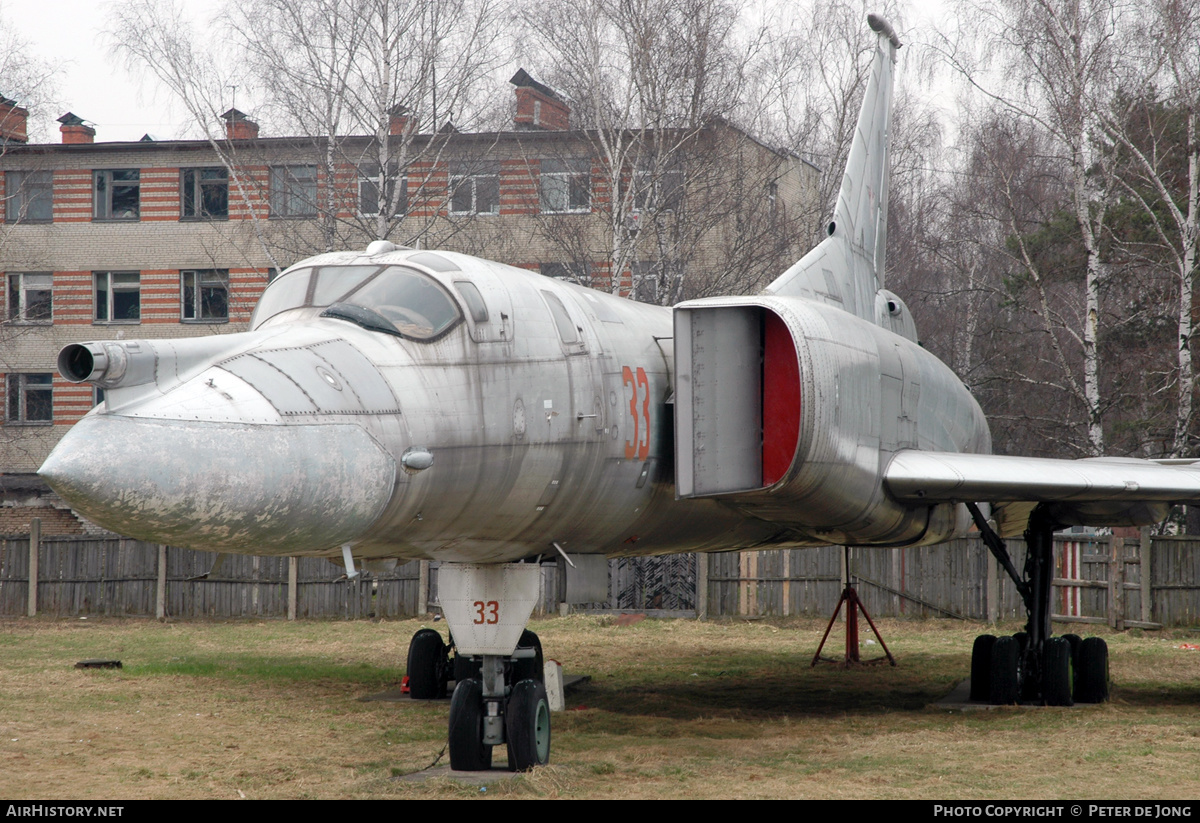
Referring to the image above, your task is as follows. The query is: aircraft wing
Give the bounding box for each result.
[884,449,1200,537]
[885,450,1200,503]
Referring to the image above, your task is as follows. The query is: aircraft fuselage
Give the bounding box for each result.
[43,246,989,563]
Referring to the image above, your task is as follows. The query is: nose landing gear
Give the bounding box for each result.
[404,562,550,771]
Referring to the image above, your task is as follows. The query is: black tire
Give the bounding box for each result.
[406,629,446,699]
[990,636,1020,705]
[969,634,997,702]
[448,678,493,771]
[1061,633,1083,667]
[512,629,545,684]
[1043,637,1074,706]
[1076,637,1110,703]
[506,678,551,771]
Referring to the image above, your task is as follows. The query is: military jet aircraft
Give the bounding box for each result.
[39,14,1200,771]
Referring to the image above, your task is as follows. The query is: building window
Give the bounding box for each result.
[7,272,52,322]
[358,164,407,216]
[449,161,499,215]
[6,373,52,424]
[270,165,317,217]
[94,169,140,220]
[632,260,660,303]
[181,270,229,322]
[181,168,229,219]
[4,171,52,223]
[632,161,684,213]
[540,159,590,214]
[94,272,140,322]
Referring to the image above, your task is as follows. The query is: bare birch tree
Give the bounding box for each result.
[0,9,60,469]
[521,0,798,303]
[1096,0,1200,457]
[225,0,513,254]
[751,0,908,245]
[935,0,1142,456]
[108,0,513,264]
[107,0,284,272]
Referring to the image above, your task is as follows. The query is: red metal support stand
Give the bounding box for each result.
[812,548,897,667]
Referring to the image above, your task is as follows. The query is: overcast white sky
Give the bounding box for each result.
[4,0,956,145]
[4,0,215,142]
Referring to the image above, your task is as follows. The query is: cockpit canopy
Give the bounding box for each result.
[251,264,463,341]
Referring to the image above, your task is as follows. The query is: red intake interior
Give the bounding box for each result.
[762,310,801,486]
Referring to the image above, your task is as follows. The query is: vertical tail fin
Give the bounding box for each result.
[764,14,901,321]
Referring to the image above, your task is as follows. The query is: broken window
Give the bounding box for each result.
[6,373,52,424]
[270,165,317,217]
[7,272,52,322]
[449,161,499,215]
[94,169,140,220]
[540,158,590,214]
[94,271,140,322]
[181,168,229,219]
[181,270,229,322]
[5,170,52,223]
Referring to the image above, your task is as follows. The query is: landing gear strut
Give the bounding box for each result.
[966,503,1109,705]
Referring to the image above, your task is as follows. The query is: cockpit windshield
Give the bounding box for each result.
[251,263,462,342]
[332,266,461,339]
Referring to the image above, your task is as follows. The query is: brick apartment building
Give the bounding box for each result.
[0,72,817,530]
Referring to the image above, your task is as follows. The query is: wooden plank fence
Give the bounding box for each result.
[4,522,1200,625]
[703,534,1199,628]
[0,528,425,619]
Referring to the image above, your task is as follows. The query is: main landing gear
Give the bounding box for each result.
[404,562,550,771]
[966,504,1110,706]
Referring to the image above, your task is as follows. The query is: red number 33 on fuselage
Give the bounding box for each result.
[622,366,651,461]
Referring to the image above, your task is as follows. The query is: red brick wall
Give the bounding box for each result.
[140,269,180,323]
[54,378,94,424]
[229,166,269,220]
[52,271,93,325]
[53,170,91,223]
[500,159,537,216]
[514,88,570,131]
[139,167,179,221]
[230,268,269,323]
[409,161,444,218]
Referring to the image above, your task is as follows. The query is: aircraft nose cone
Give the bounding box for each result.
[40,414,396,552]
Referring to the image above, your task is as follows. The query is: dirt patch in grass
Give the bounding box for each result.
[0,616,1197,799]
